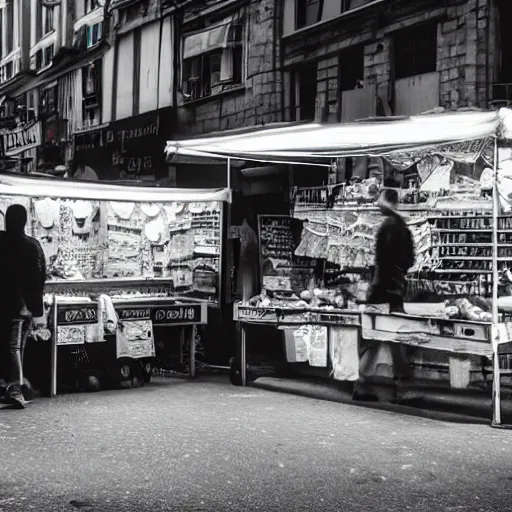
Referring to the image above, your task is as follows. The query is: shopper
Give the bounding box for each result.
[353,186,417,402]
[0,204,46,409]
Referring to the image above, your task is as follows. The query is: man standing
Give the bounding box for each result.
[0,204,46,409]
[353,187,416,402]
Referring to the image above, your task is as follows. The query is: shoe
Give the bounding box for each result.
[5,384,27,409]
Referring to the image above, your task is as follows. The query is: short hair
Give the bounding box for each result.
[5,204,27,233]
[381,187,399,205]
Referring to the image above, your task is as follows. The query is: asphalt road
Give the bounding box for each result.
[0,375,511,512]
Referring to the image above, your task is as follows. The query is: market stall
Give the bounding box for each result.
[166,109,512,428]
[0,173,229,395]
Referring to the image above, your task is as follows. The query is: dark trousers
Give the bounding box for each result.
[0,317,33,386]
[362,280,413,383]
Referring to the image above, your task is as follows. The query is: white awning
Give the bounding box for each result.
[0,174,231,203]
[165,110,508,164]
[183,18,233,60]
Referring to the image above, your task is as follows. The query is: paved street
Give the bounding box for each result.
[1,376,511,512]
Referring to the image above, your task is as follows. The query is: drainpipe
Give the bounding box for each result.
[486,0,490,107]
[277,0,285,122]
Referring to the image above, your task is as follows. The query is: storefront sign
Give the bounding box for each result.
[57,305,98,326]
[151,304,203,325]
[236,307,278,322]
[3,121,42,156]
[117,308,152,321]
[74,118,159,152]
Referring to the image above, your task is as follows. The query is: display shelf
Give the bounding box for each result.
[439,256,512,261]
[361,311,493,357]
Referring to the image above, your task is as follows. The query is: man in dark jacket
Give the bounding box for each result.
[0,204,46,409]
[367,187,415,313]
[353,187,417,402]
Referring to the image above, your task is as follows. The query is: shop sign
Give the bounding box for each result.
[3,121,42,156]
[57,305,98,326]
[236,307,278,322]
[151,304,203,325]
[117,308,152,321]
[74,116,159,152]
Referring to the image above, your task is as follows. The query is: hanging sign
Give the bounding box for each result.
[151,304,206,326]
[57,305,98,326]
[3,121,42,156]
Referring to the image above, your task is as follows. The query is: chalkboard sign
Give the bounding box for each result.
[258,215,316,292]
[57,305,98,326]
[151,304,204,325]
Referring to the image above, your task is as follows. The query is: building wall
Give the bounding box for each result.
[176,0,282,137]
[282,0,495,121]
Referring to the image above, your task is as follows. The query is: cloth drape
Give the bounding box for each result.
[58,69,83,135]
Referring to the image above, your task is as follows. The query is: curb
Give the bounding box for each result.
[250,376,511,425]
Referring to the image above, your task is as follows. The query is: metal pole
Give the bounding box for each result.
[491,136,501,426]
[51,296,58,397]
[240,323,247,386]
[227,157,231,190]
[189,325,196,378]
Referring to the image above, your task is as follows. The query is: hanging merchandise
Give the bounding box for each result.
[140,203,161,218]
[144,215,167,245]
[171,265,194,288]
[117,321,155,359]
[188,202,206,214]
[419,158,454,193]
[69,200,97,235]
[169,231,195,261]
[110,201,136,220]
[306,325,328,368]
[284,326,309,363]
[329,326,359,381]
[34,197,60,229]
[163,202,185,222]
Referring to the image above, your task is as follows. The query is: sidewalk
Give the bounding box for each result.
[250,374,512,425]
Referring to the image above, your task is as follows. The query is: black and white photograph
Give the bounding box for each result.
[0,0,512,511]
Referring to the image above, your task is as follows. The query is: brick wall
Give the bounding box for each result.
[285,0,493,123]
[177,0,282,137]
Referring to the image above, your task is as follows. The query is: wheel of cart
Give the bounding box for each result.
[139,357,155,383]
[114,357,145,389]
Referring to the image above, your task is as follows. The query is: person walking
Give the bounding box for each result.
[353,186,417,402]
[0,204,46,409]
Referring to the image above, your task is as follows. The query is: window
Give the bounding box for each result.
[5,1,13,55]
[40,85,58,115]
[86,22,103,48]
[0,10,3,59]
[44,45,54,66]
[36,50,43,70]
[182,23,244,101]
[132,28,141,115]
[83,60,102,127]
[341,0,375,11]
[339,46,364,92]
[394,23,438,80]
[85,0,98,14]
[296,0,324,30]
[43,6,55,35]
[290,64,317,121]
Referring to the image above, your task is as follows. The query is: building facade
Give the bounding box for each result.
[73,0,175,182]
[280,0,505,124]
[0,0,510,177]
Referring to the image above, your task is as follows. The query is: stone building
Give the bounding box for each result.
[174,0,283,137]
[281,0,509,123]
